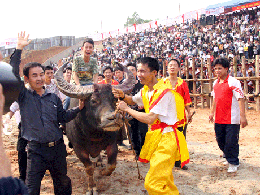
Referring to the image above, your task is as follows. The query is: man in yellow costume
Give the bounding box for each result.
[113,57,189,195]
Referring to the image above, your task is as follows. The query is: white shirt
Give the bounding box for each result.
[132,90,178,133]
[10,101,21,125]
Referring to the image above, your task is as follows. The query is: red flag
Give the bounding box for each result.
[149,23,151,28]
[196,12,198,20]
[133,23,136,31]
[155,21,158,26]
[126,27,128,33]
[182,14,184,23]
[101,33,103,39]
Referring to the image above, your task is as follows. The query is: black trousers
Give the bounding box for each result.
[215,123,240,165]
[17,123,28,182]
[26,141,71,195]
[128,118,148,156]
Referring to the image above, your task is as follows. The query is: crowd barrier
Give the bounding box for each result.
[161,56,260,111]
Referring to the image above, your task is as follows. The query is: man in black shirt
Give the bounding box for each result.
[10,32,85,195]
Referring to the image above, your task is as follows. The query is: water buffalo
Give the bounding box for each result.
[54,63,135,195]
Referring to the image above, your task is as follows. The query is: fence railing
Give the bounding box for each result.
[162,56,260,111]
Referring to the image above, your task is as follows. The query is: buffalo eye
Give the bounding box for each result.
[90,98,99,105]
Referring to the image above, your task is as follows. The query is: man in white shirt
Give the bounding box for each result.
[113,57,189,194]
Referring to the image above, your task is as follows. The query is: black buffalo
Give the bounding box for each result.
[54,63,135,195]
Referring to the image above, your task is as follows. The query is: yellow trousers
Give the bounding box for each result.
[144,131,179,195]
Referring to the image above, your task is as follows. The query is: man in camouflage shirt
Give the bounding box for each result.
[71,38,98,86]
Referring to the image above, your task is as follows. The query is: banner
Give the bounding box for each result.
[0,38,17,49]
[203,6,224,16]
[232,1,260,11]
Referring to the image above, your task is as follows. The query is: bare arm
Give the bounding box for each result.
[0,84,12,178]
[185,105,192,123]
[72,71,80,85]
[209,98,216,123]
[117,101,158,125]
[93,73,98,84]
[238,98,248,128]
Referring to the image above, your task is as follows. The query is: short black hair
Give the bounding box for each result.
[168,59,180,67]
[103,66,113,74]
[114,65,124,72]
[137,57,159,73]
[65,66,72,72]
[212,58,230,69]
[44,65,53,72]
[82,38,94,47]
[126,63,137,70]
[63,66,72,73]
[98,74,105,78]
[23,62,44,78]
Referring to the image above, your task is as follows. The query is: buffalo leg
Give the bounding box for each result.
[101,142,118,176]
[74,148,97,195]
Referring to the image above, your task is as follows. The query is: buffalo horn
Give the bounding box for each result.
[113,63,135,94]
[54,62,94,99]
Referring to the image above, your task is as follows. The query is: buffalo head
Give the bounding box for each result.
[54,63,135,132]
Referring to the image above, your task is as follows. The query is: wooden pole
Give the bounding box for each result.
[185,59,189,80]
[207,58,213,109]
[192,58,197,109]
[163,59,167,78]
[233,56,237,77]
[242,57,248,110]
[255,55,259,111]
[200,58,204,109]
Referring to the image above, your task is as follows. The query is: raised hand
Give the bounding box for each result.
[17,31,32,50]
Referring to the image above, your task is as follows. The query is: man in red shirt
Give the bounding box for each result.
[166,58,192,170]
[209,58,248,173]
[98,66,119,85]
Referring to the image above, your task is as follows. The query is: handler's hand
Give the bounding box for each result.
[78,99,85,110]
[17,31,32,50]
[112,88,124,99]
[240,116,248,128]
[116,100,129,112]
[209,114,214,123]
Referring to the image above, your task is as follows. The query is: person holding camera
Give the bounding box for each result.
[0,84,29,194]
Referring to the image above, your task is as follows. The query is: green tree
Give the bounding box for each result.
[124,12,152,27]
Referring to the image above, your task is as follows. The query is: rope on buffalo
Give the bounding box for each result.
[115,108,144,180]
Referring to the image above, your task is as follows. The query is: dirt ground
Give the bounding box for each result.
[2,106,260,195]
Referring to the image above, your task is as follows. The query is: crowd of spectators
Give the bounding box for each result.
[50,7,260,97]
[92,7,260,95]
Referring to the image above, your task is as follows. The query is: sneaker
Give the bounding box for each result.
[223,160,229,165]
[227,164,240,173]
